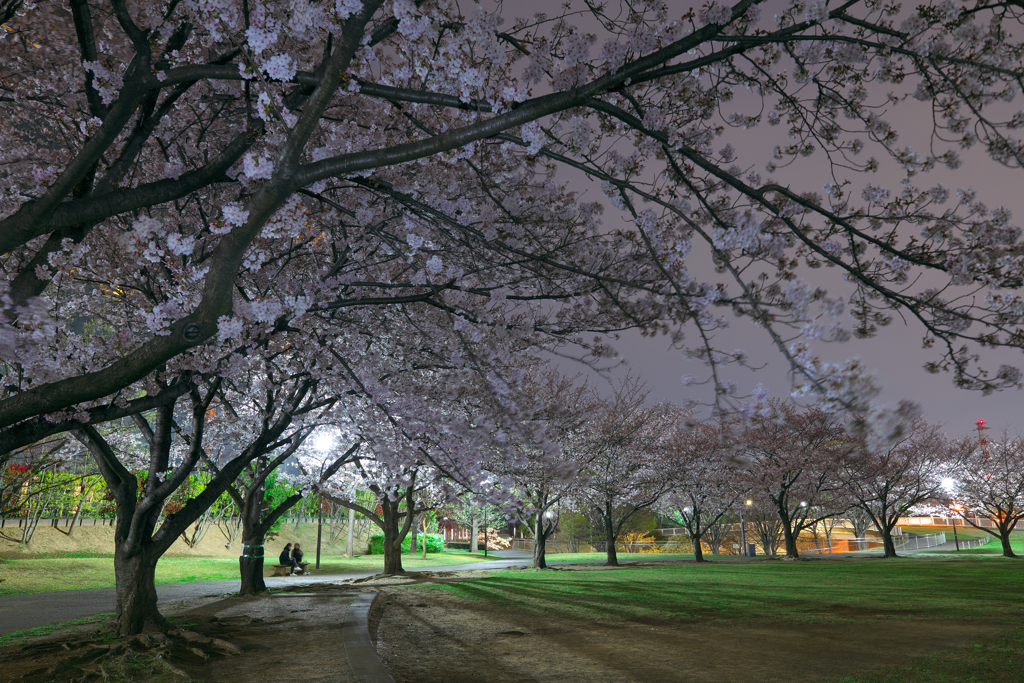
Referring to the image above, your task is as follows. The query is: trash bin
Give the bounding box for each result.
[747,543,756,556]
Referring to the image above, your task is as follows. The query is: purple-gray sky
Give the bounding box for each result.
[516,0,1024,437]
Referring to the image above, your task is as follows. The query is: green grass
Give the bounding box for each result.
[823,626,1024,682]
[906,527,1024,555]
[0,614,111,648]
[928,538,1024,555]
[429,555,1024,624]
[0,551,490,596]
[544,552,696,563]
[901,525,1019,540]
[422,556,1024,682]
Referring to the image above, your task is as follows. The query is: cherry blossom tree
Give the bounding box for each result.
[951,431,1024,558]
[318,453,458,574]
[70,357,335,635]
[841,418,961,558]
[0,436,70,518]
[488,370,597,569]
[8,0,1024,462]
[740,400,848,559]
[571,379,674,566]
[745,506,784,557]
[662,418,743,562]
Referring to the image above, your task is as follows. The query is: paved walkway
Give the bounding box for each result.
[0,551,538,635]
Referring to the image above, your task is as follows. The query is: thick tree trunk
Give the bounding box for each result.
[604,510,618,567]
[692,533,705,562]
[881,525,899,558]
[1000,528,1016,558]
[381,498,404,575]
[238,530,267,595]
[532,516,548,569]
[781,514,799,558]
[238,482,269,595]
[113,548,165,636]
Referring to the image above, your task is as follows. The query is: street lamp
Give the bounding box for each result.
[951,503,962,552]
[740,499,753,557]
[312,432,335,570]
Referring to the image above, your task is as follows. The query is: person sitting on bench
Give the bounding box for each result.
[292,543,304,571]
[279,543,298,575]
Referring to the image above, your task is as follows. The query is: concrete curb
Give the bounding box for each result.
[343,592,395,683]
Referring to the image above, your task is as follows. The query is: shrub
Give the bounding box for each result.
[368,533,445,555]
[662,539,695,554]
[618,530,662,553]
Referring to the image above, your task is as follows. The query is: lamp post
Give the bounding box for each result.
[312,432,335,571]
[316,494,323,570]
[740,499,752,556]
[951,504,962,552]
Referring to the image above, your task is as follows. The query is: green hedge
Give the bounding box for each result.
[368,533,444,555]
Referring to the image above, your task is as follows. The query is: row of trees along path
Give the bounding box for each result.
[4,0,1024,634]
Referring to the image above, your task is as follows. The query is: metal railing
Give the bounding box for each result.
[799,538,884,554]
[0,516,116,529]
[509,531,994,556]
[895,532,946,550]
[946,536,989,550]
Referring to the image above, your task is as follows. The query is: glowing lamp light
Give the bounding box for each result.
[977,420,986,426]
[312,433,334,452]
[745,499,753,507]
[941,477,957,491]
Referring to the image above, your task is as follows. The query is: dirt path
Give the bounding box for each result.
[0,585,370,683]
[370,584,1008,683]
[173,588,358,683]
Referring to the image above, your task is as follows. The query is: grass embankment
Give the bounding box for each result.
[422,556,1024,682]
[0,551,491,596]
[904,526,1024,555]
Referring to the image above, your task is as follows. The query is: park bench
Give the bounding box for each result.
[269,562,310,577]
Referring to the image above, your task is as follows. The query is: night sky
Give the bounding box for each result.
[518,1,1024,437]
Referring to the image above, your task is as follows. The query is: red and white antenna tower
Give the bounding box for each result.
[976,420,990,459]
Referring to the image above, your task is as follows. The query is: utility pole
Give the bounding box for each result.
[316,496,323,569]
[740,499,752,556]
[346,507,355,557]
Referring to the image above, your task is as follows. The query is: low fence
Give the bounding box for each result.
[945,535,989,550]
[0,517,115,529]
[895,532,946,550]
[900,516,1024,530]
[507,530,993,556]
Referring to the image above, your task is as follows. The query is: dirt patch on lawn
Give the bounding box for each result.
[371,583,1009,683]
[0,584,363,683]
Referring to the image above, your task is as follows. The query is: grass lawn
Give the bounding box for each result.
[544,552,696,563]
[928,539,1024,554]
[430,555,1024,624]
[905,526,1024,555]
[0,551,490,596]
[417,555,1024,681]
